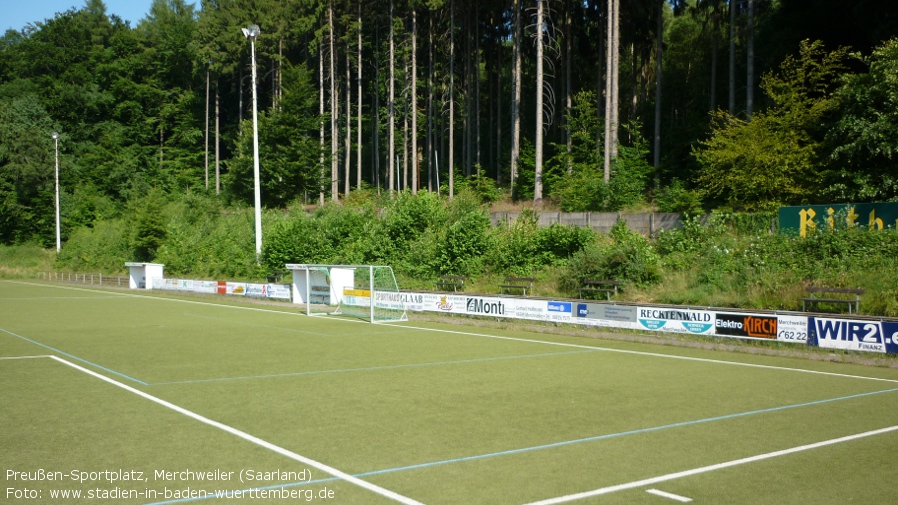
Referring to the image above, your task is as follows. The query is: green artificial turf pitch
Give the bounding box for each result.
[2,280,897,504]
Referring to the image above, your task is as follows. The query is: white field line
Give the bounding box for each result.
[0,355,52,360]
[523,424,898,505]
[9,280,898,385]
[43,355,424,505]
[3,280,304,317]
[646,488,692,502]
[0,296,124,300]
[385,322,898,385]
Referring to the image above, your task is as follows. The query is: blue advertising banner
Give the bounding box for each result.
[807,317,897,354]
[879,322,898,355]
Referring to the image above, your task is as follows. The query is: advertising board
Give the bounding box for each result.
[637,307,715,335]
[776,315,808,343]
[572,303,639,330]
[374,291,409,310]
[808,317,889,353]
[342,288,371,307]
[225,282,291,300]
[153,278,218,294]
[714,313,778,340]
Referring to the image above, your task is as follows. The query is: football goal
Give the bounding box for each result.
[285,264,408,324]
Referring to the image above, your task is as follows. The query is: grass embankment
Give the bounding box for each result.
[4,191,898,317]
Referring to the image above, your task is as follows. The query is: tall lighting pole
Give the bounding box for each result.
[51,132,61,253]
[242,24,262,260]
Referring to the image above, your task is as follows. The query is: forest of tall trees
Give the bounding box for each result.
[2,0,898,246]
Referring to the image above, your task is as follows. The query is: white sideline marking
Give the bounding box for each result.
[43,355,424,505]
[0,355,51,360]
[386,323,898,385]
[10,281,898,385]
[522,424,898,505]
[646,488,692,502]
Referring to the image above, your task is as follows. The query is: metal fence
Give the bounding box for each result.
[489,212,685,235]
[38,271,128,287]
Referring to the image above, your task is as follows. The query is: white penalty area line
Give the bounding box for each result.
[385,322,898,385]
[523,423,898,505]
[0,355,52,360]
[35,355,424,505]
[646,489,692,502]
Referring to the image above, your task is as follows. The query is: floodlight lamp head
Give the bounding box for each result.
[242,25,260,40]
[51,132,59,140]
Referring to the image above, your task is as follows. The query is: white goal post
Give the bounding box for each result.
[285,264,408,324]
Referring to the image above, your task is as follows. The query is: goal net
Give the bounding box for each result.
[286,264,408,324]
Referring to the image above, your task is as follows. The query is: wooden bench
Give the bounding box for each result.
[499,276,536,296]
[579,280,620,300]
[800,286,865,314]
[436,275,466,292]
[266,269,286,283]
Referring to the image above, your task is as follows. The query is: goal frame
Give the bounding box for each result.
[284,264,408,324]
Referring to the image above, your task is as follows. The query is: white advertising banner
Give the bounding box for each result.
[153,279,291,300]
[569,302,640,330]
[243,282,292,300]
[153,278,218,294]
[637,306,715,335]
[776,315,808,343]
[809,317,888,353]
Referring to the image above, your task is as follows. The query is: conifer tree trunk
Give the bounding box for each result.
[389,0,396,194]
[330,1,338,200]
[534,0,545,202]
[403,49,409,191]
[464,10,472,177]
[496,40,503,185]
[654,0,662,172]
[320,40,325,204]
[345,50,351,197]
[449,0,455,199]
[747,0,754,119]
[510,0,521,192]
[611,0,620,159]
[374,22,381,192]
[205,68,209,190]
[603,0,614,183]
[427,10,434,192]
[215,82,220,194]
[411,9,418,193]
[710,2,718,111]
[357,0,363,190]
[475,15,481,172]
[729,0,735,114]
[565,3,572,174]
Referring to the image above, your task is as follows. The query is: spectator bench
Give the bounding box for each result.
[499,277,536,296]
[579,280,620,300]
[800,286,864,314]
[436,275,466,292]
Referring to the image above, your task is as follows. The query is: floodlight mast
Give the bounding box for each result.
[242,24,262,260]
[52,132,60,253]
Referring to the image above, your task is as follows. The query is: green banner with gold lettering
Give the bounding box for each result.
[778,203,898,236]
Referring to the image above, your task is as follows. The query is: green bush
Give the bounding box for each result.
[130,190,168,262]
[561,220,661,294]
[655,179,704,214]
[488,210,541,275]
[55,219,131,273]
[262,214,334,272]
[535,224,596,266]
[439,196,490,275]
